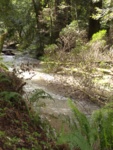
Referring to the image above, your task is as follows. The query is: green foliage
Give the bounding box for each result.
[44,44,58,56]
[0,130,42,150]
[58,99,98,150]
[29,113,57,150]
[58,100,113,150]
[0,72,11,83]
[60,20,79,35]
[58,130,92,150]
[91,30,107,42]
[0,91,22,105]
[0,63,8,70]
[0,131,21,149]
[57,20,86,53]
[92,0,113,24]
[29,89,53,103]
[0,57,8,70]
[58,20,78,47]
[0,131,5,138]
[92,102,113,150]
[28,89,53,115]
[58,131,93,150]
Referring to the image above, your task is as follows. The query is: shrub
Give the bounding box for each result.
[57,20,86,53]
[91,30,107,43]
[44,44,58,57]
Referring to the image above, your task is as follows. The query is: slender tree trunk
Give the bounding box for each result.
[0,32,7,53]
[32,0,44,56]
[53,0,60,40]
[32,0,40,28]
[53,0,72,41]
[65,0,72,23]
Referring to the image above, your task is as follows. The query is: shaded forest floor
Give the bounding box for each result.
[0,68,71,150]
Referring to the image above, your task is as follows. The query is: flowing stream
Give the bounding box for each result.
[0,53,99,130]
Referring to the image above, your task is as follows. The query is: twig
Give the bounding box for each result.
[16,82,26,92]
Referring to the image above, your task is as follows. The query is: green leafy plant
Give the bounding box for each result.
[91,30,107,43]
[27,89,54,123]
[0,91,22,105]
[0,57,8,70]
[29,89,53,105]
[0,131,5,138]
[0,72,11,83]
[44,44,58,56]
[58,100,113,150]
[92,102,113,150]
[58,99,98,150]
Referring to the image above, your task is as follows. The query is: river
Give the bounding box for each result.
[0,53,99,130]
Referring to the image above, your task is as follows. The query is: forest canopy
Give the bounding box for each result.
[0,0,112,56]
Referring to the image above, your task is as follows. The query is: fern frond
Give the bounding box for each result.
[0,73,11,83]
[29,89,53,103]
[0,63,8,70]
[58,131,93,150]
[57,99,99,150]
[68,99,91,144]
[0,91,22,104]
[92,103,113,150]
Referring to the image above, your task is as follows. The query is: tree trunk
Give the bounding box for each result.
[88,0,102,40]
[32,0,44,57]
[53,0,72,41]
[0,32,7,53]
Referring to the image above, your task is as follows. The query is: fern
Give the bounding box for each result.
[0,56,8,70]
[92,103,113,150]
[0,73,11,83]
[58,100,113,150]
[0,63,8,70]
[29,89,53,104]
[58,131,93,150]
[68,99,98,146]
[0,91,22,105]
[58,99,98,150]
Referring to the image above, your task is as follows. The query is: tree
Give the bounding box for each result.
[88,0,102,40]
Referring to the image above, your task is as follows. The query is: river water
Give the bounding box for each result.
[0,53,99,130]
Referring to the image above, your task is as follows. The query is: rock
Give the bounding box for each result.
[2,49,15,55]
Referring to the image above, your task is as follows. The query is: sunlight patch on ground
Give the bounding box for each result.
[32,71,55,81]
[94,74,113,91]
